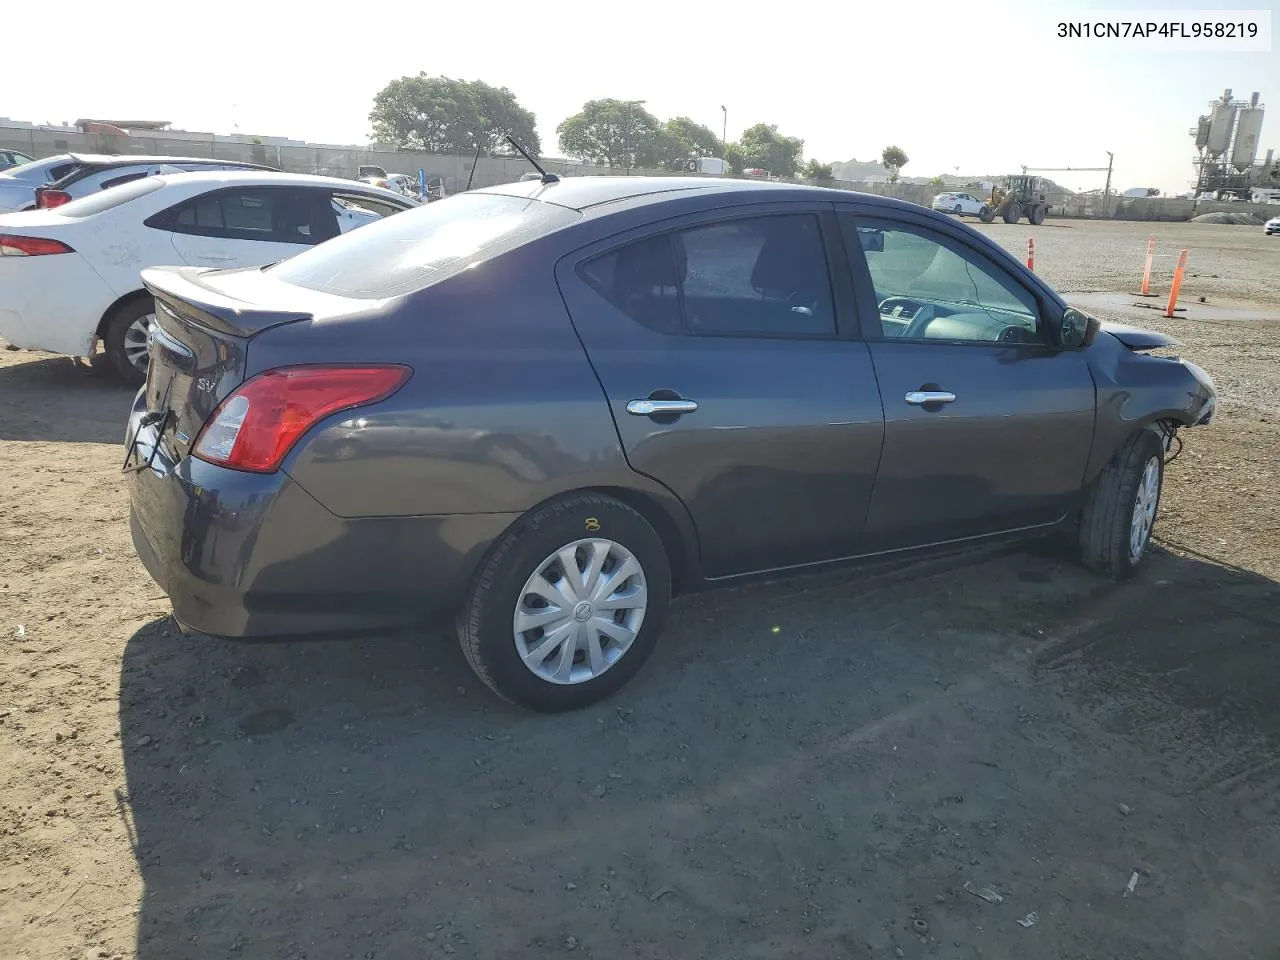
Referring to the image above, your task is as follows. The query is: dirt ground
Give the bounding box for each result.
[1,220,1279,960]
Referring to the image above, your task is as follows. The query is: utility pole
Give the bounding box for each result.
[721,105,728,161]
[623,99,646,176]
[1103,151,1114,215]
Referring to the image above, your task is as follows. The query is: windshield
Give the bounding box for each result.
[270,192,580,299]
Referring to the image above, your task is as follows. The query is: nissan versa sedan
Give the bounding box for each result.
[125,177,1216,712]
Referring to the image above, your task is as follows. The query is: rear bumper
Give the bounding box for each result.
[0,253,114,355]
[125,392,518,638]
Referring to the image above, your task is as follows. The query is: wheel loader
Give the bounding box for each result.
[978,175,1049,225]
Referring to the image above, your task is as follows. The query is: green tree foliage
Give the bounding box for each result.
[730,123,804,177]
[881,145,909,182]
[557,100,664,167]
[803,159,834,180]
[369,75,540,155]
[657,116,723,169]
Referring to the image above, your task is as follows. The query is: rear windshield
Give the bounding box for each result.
[269,193,580,299]
[2,158,77,182]
[55,177,165,218]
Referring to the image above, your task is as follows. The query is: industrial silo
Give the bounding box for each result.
[1207,100,1237,157]
[1194,116,1211,149]
[1231,105,1265,172]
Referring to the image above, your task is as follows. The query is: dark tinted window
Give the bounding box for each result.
[164,187,338,245]
[270,193,580,299]
[581,214,836,338]
[580,235,682,334]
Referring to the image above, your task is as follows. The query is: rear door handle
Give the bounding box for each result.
[905,391,956,405]
[627,398,699,417]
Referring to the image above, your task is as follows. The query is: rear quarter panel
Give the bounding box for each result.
[253,244,669,522]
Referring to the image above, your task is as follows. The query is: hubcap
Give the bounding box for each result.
[1129,455,1161,563]
[513,538,648,685]
[123,313,155,371]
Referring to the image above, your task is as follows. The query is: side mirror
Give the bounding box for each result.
[1058,307,1100,348]
[858,229,884,253]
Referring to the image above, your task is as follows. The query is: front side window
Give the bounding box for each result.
[581,213,836,338]
[844,217,1040,344]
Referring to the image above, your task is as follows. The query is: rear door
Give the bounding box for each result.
[558,204,885,578]
[159,186,336,267]
[839,208,1096,549]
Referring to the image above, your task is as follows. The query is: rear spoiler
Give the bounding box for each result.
[142,266,311,339]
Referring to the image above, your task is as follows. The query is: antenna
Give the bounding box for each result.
[505,134,558,184]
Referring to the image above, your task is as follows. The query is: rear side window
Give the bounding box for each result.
[581,214,836,338]
[55,177,165,218]
[270,193,580,299]
[157,187,337,245]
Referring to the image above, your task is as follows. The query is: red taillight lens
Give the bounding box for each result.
[0,234,75,256]
[37,190,72,209]
[192,365,411,473]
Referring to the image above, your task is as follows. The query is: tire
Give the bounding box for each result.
[94,297,154,386]
[1002,201,1022,224]
[1029,204,1047,225]
[978,205,993,223]
[953,204,963,215]
[457,493,672,712]
[1077,429,1165,579]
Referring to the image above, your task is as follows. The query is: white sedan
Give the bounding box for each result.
[931,192,989,217]
[0,171,413,382]
[1267,215,1280,236]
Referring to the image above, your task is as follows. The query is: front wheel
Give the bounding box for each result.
[457,493,672,711]
[1077,429,1165,578]
[978,205,993,222]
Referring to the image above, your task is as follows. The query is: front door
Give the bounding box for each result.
[840,213,1097,549]
[558,208,885,578]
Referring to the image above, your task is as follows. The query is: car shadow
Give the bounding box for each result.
[0,351,134,443]
[118,546,1280,958]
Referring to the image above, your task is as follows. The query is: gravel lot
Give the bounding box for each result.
[1,219,1278,960]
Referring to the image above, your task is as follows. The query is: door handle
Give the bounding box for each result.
[626,398,699,417]
[905,391,956,405]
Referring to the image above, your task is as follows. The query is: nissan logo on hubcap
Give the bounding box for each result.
[573,601,593,622]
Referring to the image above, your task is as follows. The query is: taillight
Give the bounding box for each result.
[0,234,75,257]
[192,365,411,473]
[37,190,72,209]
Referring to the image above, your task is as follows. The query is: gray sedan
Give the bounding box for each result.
[125,177,1215,711]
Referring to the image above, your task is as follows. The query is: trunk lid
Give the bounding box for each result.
[140,266,315,459]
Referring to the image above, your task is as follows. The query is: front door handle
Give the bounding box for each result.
[627,398,699,417]
[905,390,956,405]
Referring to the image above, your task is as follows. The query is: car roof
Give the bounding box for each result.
[66,153,270,168]
[147,169,414,200]
[476,175,930,218]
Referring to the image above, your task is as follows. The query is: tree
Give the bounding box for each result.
[732,123,804,177]
[557,100,664,168]
[881,145,909,183]
[803,159,834,180]
[657,116,722,169]
[927,175,945,187]
[369,74,539,155]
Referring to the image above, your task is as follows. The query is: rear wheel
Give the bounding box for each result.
[953,204,963,215]
[457,493,672,712]
[1002,201,1022,223]
[1077,429,1165,578]
[94,297,154,386]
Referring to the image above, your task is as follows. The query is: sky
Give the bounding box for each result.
[5,0,1277,195]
